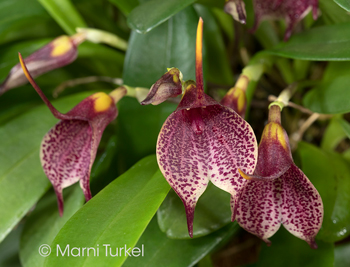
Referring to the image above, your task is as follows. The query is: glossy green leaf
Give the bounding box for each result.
[251,228,334,267]
[108,0,139,15]
[19,185,85,267]
[266,23,350,60]
[303,75,350,114]
[334,0,350,12]
[127,0,196,33]
[0,0,61,45]
[194,5,233,86]
[44,156,170,267]
[321,117,347,152]
[115,97,176,173]
[0,92,92,243]
[319,0,350,24]
[158,183,231,239]
[123,216,239,267]
[0,223,22,266]
[339,119,350,139]
[297,142,350,242]
[38,0,87,34]
[123,6,198,88]
[335,241,350,267]
[323,62,350,82]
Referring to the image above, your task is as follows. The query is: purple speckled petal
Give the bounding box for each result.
[41,120,92,216]
[234,164,323,248]
[281,164,323,249]
[233,177,283,245]
[157,100,257,237]
[251,0,319,40]
[20,53,122,215]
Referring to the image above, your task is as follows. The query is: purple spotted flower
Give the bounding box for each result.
[251,0,319,41]
[19,53,125,216]
[155,18,258,237]
[232,105,323,248]
[0,33,86,95]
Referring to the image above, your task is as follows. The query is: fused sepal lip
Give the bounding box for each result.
[20,53,123,216]
[140,67,183,105]
[234,164,323,249]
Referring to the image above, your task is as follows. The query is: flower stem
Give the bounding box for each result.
[269,83,298,111]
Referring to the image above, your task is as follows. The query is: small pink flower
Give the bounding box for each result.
[19,53,125,216]
[233,105,323,248]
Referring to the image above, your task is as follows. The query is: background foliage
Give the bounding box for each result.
[0,0,350,266]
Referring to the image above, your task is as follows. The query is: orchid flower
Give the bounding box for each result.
[152,18,258,237]
[0,33,86,95]
[19,53,126,216]
[251,0,319,41]
[232,100,323,248]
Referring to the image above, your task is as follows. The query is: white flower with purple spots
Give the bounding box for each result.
[234,105,323,248]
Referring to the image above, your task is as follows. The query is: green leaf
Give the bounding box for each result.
[19,185,85,267]
[108,0,140,15]
[303,75,350,114]
[321,117,347,152]
[0,92,92,243]
[115,97,176,173]
[335,241,350,267]
[252,227,334,267]
[319,0,350,24]
[194,4,234,86]
[158,183,231,239]
[297,142,350,242]
[334,0,350,12]
[44,156,170,267]
[0,0,61,45]
[266,23,350,60]
[38,0,87,34]
[127,0,196,33]
[339,119,350,139]
[123,216,239,267]
[0,223,22,266]
[123,6,198,87]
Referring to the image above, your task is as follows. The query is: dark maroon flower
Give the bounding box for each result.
[156,18,258,237]
[19,53,125,216]
[251,0,319,41]
[0,33,86,95]
[232,105,323,248]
